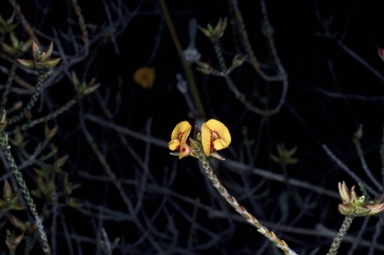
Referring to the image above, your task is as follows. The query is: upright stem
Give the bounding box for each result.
[212,41,287,116]
[327,215,355,255]
[0,132,51,255]
[8,69,51,125]
[198,154,298,255]
[353,139,382,191]
[159,0,206,120]
[226,0,288,116]
[380,125,384,187]
[1,60,18,110]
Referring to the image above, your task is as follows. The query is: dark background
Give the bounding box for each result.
[1,0,384,254]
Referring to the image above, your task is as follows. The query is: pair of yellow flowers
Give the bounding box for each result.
[168,119,231,159]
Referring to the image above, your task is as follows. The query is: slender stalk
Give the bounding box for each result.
[20,96,78,131]
[79,117,164,252]
[327,215,355,255]
[380,125,384,187]
[70,0,89,46]
[1,60,17,110]
[225,0,288,116]
[228,0,261,74]
[322,144,377,197]
[0,132,51,255]
[212,41,287,116]
[8,69,51,125]
[50,192,58,255]
[228,0,286,80]
[198,154,298,255]
[353,139,382,191]
[159,0,206,120]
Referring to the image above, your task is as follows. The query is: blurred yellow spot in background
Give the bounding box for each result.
[133,67,155,89]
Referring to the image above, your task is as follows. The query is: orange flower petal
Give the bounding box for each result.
[212,138,230,151]
[201,119,231,156]
[201,122,211,156]
[168,139,180,151]
[169,121,192,159]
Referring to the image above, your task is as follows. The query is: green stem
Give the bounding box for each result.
[228,0,261,74]
[159,0,206,120]
[327,215,355,255]
[20,96,78,131]
[379,125,384,187]
[24,235,35,255]
[8,69,50,125]
[0,132,51,255]
[198,153,297,255]
[212,41,285,116]
[1,60,18,110]
[353,139,382,191]
[280,163,302,207]
[225,0,288,116]
[79,118,163,252]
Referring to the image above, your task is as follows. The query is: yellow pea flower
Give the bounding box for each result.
[168,121,192,159]
[133,67,155,89]
[201,119,231,156]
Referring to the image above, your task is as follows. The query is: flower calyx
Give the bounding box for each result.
[338,181,384,217]
[199,18,227,43]
[0,13,18,36]
[270,143,298,166]
[1,32,33,58]
[17,41,61,71]
[72,71,100,98]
